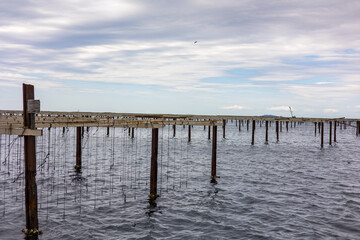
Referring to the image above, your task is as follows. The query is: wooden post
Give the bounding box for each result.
[211,125,217,180]
[334,121,337,142]
[321,122,324,148]
[128,127,131,136]
[222,120,226,139]
[107,127,110,136]
[150,128,159,198]
[280,121,282,132]
[265,121,269,143]
[188,125,191,142]
[75,127,82,171]
[23,84,39,234]
[173,124,176,137]
[208,125,211,140]
[314,122,317,136]
[286,121,289,132]
[251,120,255,145]
[131,128,135,139]
[239,120,241,131]
[247,120,249,131]
[63,127,65,134]
[276,121,279,142]
[329,121,332,145]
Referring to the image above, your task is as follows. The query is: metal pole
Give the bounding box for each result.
[321,122,324,148]
[265,121,268,143]
[211,125,217,179]
[75,127,82,171]
[329,121,332,145]
[251,120,255,145]
[188,125,191,142]
[150,128,159,198]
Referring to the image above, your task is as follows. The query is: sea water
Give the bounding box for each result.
[0,122,360,239]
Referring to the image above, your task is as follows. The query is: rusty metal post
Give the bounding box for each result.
[222,120,226,139]
[265,121,269,143]
[276,121,279,142]
[150,128,159,198]
[321,122,324,148]
[211,125,217,179]
[188,125,191,142]
[251,120,255,145]
[329,121,332,145]
[23,84,39,234]
[334,121,337,142]
[75,127,82,171]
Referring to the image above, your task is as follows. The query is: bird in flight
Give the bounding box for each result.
[194,41,197,44]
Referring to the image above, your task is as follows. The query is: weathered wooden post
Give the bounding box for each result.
[286,121,289,132]
[107,127,110,136]
[23,84,39,235]
[280,121,282,132]
[251,120,255,145]
[211,125,217,181]
[131,128,135,139]
[329,121,332,145]
[276,121,279,142]
[314,122,317,136]
[247,120,249,131]
[173,124,176,137]
[321,122,324,148]
[75,127,82,171]
[265,121,269,143]
[239,120,241,131]
[188,125,191,142]
[150,128,159,199]
[222,120,226,139]
[208,125,211,140]
[334,121,337,142]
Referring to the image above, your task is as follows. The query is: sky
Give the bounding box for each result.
[1,0,360,117]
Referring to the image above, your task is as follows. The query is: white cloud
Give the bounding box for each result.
[323,108,338,113]
[267,106,291,111]
[222,105,246,110]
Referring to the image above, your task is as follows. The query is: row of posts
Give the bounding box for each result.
[20,84,355,236]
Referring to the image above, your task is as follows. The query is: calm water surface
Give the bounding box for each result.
[1,122,360,239]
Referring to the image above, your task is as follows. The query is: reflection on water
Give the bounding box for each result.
[1,122,360,239]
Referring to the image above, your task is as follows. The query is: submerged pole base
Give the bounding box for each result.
[22,228,42,238]
[74,165,81,172]
[210,175,220,183]
[149,193,159,200]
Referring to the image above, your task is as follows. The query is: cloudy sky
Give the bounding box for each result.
[1,0,360,117]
